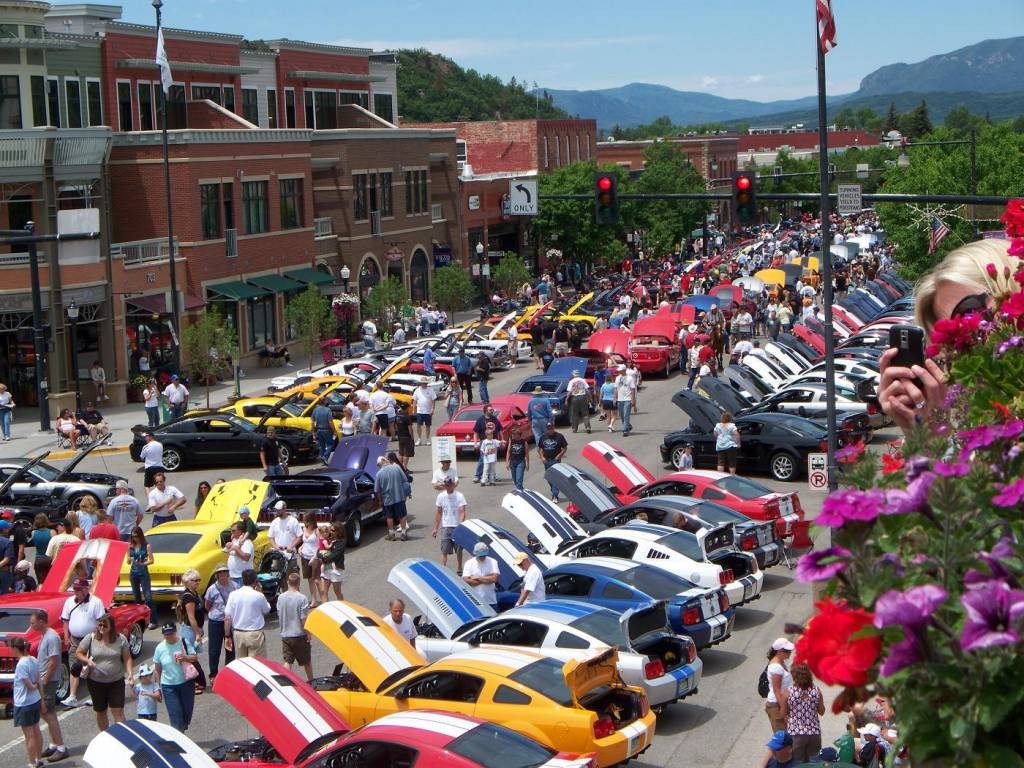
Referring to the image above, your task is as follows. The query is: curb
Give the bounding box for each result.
[46,445,131,461]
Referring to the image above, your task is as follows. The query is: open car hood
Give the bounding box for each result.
[501,489,588,556]
[327,435,388,476]
[83,719,219,768]
[58,438,114,478]
[546,356,589,380]
[256,395,300,428]
[630,316,677,341]
[682,295,719,313]
[42,539,129,605]
[587,329,632,359]
[580,441,655,497]
[196,479,270,524]
[305,601,426,693]
[542,464,620,524]
[212,658,350,764]
[453,519,544,592]
[565,292,595,316]
[671,390,725,433]
[656,302,696,325]
[0,453,49,498]
[563,647,623,699]
[488,311,519,339]
[711,284,744,304]
[388,558,496,639]
[694,377,752,414]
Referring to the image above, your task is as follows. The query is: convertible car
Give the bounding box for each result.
[306,601,655,767]
[1,540,149,705]
[0,440,126,509]
[388,557,700,709]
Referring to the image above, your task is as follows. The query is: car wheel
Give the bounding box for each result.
[770,452,797,481]
[664,360,671,378]
[162,447,184,472]
[127,621,145,658]
[671,445,691,470]
[67,492,102,511]
[346,514,362,547]
[278,444,292,467]
[55,658,71,702]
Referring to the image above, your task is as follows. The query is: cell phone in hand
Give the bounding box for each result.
[889,324,925,388]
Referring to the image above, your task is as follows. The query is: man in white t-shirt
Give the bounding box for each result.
[463,543,499,608]
[139,431,165,492]
[224,521,255,586]
[146,472,186,527]
[411,379,437,446]
[514,552,545,605]
[433,478,467,572]
[382,598,417,646]
[267,500,303,572]
[369,384,392,437]
[161,375,189,420]
[614,367,636,437]
[732,338,754,361]
[431,459,459,490]
[60,578,105,707]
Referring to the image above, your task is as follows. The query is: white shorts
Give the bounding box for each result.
[323,565,345,584]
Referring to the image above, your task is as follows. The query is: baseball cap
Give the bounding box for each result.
[136,663,154,677]
[115,479,129,490]
[15,560,31,572]
[533,385,543,394]
[472,542,490,557]
[858,723,882,739]
[171,374,179,381]
[816,747,840,761]
[238,505,251,517]
[160,622,178,636]
[771,637,795,652]
[571,369,580,376]
[439,458,451,464]
[443,476,455,486]
[513,551,530,565]
[766,731,792,750]
[273,500,288,511]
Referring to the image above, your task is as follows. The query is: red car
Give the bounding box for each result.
[656,301,696,329]
[792,324,826,356]
[435,394,533,454]
[0,539,150,707]
[581,441,804,538]
[587,329,631,361]
[628,317,680,377]
[206,657,597,768]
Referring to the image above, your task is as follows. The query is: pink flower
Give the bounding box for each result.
[1000,291,1024,323]
[816,488,888,527]
[992,478,1024,508]
[987,263,999,279]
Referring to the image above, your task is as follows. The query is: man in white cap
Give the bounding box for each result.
[411,377,436,446]
[857,723,891,766]
[566,369,591,434]
[462,543,499,608]
[392,322,406,345]
[514,552,545,606]
[614,364,635,437]
[431,458,458,490]
[268,500,302,573]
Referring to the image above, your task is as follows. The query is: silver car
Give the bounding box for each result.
[0,441,127,508]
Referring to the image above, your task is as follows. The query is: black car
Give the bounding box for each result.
[0,455,68,534]
[660,391,839,481]
[261,472,380,546]
[129,411,316,471]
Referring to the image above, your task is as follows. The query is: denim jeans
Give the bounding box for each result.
[474,453,485,482]
[363,335,376,352]
[170,403,185,420]
[179,624,207,688]
[265,464,285,477]
[0,408,11,439]
[447,402,458,422]
[530,420,546,446]
[206,618,234,678]
[478,379,489,404]
[543,459,560,500]
[617,401,633,435]
[130,569,157,626]
[145,406,160,428]
[686,367,700,390]
[315,429,334,463]
[510,461,526,490]
[162,680,195,731]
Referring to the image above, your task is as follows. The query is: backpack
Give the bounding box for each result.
[757,664,771,698]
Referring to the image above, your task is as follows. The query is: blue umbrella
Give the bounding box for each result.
[683,295,720,312]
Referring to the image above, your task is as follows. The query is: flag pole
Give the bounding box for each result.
[154,0,181,375]
[815,8,839,492]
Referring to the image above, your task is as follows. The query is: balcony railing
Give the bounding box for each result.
[111,237,177,266]
[314,217,334,238]
[0,251,32,266]
[431,203,444,222]
[370,210,381,236]
[225,228,238,258]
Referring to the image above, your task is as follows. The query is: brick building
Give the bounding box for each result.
[737,130,878,166]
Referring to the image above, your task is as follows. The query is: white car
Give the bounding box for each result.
[502,489,763,608]
[388,558,702,708]
[762,342,810,378]
[745,382,885,428]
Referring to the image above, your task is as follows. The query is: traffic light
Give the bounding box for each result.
[594,172,619,225]
[731,171,757,227]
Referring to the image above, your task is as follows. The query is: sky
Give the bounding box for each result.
[119,0,1024,101]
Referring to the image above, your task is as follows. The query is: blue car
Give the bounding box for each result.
[454,519,734,649]
[515,356,589,425]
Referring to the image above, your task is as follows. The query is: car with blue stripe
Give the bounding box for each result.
[515,357,592,424]
[388,558,701,709]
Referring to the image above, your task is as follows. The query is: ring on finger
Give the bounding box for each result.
[915,400,927,409]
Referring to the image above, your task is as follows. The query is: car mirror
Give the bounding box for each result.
[231,429,242,436]
[394,687,409,700]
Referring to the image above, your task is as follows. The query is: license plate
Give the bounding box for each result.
[743,579,755,600]
[779,497,794,517]
[675,674,692,698]
[628,728,646,756]
[711,621,725,639]
[764,546,780,566]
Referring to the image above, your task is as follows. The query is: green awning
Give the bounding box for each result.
[284,267,334,286]
[247,274,306,293]
[206,281,271,301]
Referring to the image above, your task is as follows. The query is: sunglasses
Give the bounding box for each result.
[950,292,990,319]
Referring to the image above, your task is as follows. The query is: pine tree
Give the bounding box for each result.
[884,102,899,132]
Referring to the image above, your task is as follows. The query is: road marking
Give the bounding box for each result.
[0,706,86,755]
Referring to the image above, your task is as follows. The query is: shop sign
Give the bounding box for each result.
[385,247,405,263]
[433,246,453,268]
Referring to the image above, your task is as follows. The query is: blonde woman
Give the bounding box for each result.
[0,382,14,441]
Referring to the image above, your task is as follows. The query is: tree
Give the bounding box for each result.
[630,141,708,255]
[431,264,475,319]
[285,286,334,370]
[884,102,900,133]
[182,311,238,408]
[900,100,933,139]
[490,254,532,298]
[944,106,984,137]
[363,276,407,342]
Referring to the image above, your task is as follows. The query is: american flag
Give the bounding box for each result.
[929,217,951,254]
[816,0,837,54]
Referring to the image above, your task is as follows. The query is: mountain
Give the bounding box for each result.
[541,37,1024,129]
[858,37,1024,96]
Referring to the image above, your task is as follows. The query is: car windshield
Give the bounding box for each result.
[457,408,487,422]
[507,658,573,707]
[0,609,33,633]
[27,462,61,482]
[653,531,705,561]
[569,611,630,651]
[616,565,692,596]
[145,532,202,554]
[447,722,557,768]
[713,476,770,500]
[281,403,305,416]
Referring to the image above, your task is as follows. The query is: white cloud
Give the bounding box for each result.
[700,76,719,89]
[747,74,764,84]
[329,35,660,59]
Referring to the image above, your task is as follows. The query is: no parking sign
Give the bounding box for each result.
[807,452,829,490]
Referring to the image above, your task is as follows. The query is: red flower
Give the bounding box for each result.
[1002,199,1024,238]
[993,401,1012,421]
[836,441,865,464]
[1000,290,1024,323]
[881,453,905,474]
[796,597,882,688]
[987,263,999,279]
[929,314,984,351]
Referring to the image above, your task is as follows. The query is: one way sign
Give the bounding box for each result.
[508,179,538,216]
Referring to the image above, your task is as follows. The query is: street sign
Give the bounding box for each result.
[837,184,862,215]
[807,452,829,491]
[508,179,538,216]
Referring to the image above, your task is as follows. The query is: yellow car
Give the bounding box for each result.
[219,395,343,432]
[114,479,272,603]
[306,601,656,767]
[529,292,599,333]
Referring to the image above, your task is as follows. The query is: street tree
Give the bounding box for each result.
[631,141,708,255]
[431,264,475,319]
[490,254,532,298]
[363,276,407,342]
[884,102,900,132]
[182,311,239,408]
[900,100,933,139]
[285,285,335,369]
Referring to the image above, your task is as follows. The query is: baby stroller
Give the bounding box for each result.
[257,551,288,611]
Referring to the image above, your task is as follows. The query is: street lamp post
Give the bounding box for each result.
[703,159,718,261]
[340,265,351,358]
[476,241,487,295]
[66,299,81,414]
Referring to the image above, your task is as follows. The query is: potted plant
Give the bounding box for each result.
[127,374,148,403]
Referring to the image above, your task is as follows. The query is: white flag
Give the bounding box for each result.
[155,27,173,95]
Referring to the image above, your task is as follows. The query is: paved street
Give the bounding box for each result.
[0,351,855,767]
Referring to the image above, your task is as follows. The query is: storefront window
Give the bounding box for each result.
[248,295,275,350]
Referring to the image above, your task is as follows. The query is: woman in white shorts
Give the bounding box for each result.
[317,521,346,601]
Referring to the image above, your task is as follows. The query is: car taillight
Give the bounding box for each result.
[593,715,617,739]
[718,592,730,612]
[740,533,757,551]
[644,659,665,680]
[638,694,650,718]
[792,495,805,517]
[819,440,828,452]
[170,573,182,586]
[686,640,698,664]
[681,604,701,625]
[719,569,734,585]
[765,499,780,518]
[867,402,878,415]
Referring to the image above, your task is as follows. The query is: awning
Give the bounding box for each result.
[284,267,334,286]
[247,274,305,293]
[206,281,271,301]
[126,294,206,314]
